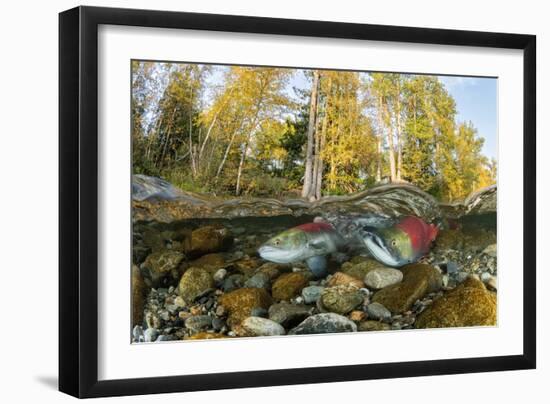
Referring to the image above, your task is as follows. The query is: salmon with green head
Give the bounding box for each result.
[361,216,439,267]
[258,222,345,278]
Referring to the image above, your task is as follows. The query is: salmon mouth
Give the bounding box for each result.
[258,245,305,264]
[363,233,401,267]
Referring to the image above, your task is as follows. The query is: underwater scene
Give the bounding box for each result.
[131,61,497,342]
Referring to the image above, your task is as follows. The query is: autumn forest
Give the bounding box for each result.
[131,61,496,202]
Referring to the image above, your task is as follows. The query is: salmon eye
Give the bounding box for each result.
[274,239,280,245]
[391,239,397,247]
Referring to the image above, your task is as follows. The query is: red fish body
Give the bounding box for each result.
[362,216,439,267]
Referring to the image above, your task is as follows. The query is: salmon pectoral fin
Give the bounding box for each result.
[305,255,327,279]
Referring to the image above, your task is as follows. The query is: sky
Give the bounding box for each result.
[439,76,497,160]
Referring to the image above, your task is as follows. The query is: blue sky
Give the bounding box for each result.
[439,76,497,159]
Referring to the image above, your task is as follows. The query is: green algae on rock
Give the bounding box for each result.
[178,267,214,303]
[271,272,310,301]
[142,250,186,287]
[319,285,364,315]
[372,263,442,314]
[415,276,496,329]
[218,287,273,328]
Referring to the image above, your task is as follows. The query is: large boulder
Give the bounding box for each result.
[272,272,310,301]
[218,288,273,328]
[372,263,442,314]
[178,267,214,304]
[415,277,497,328]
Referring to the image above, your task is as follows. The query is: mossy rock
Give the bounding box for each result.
[434,229,465,252]
[372,263,442,314]
[272,272,310,301]
[219,287,273,328]
[178,267,214,303]
[327,272,365,289]
[186,226,233,258]
[233,257,263,277]
[142,250,185,287]
[320,285,363,315]
[181,253,226,275]
[415,276,496,328]
[341,259,382,280]
[257,262,291,280]
[462,228,497,253]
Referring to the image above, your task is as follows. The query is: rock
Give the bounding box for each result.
[482,244,497,257]
[272,272,310,301]
[358,320,391,331]
[372,263,442,314]
[341,259,381,280]
[145,311,161,329]
[132,265,147,326]
[185,332,226,340]
[144,327,158,342]
[157,334,177,342]
[142,250,185,286]
[213,268,228,283]
[486,276,497,291]
[133,245,151,265]
[184,315,212,332]
[132,325,145,342]
[462,228,497,253]
[319,285,363,314]
[233,257,262,277]
[268,302,313,327]
[186,226,233,258]
[218,288,273,328]
[178,267,214,303]
[434,229,464,251]
[288,313,357,335]
[211,317,225,331]
[141,228,168,252]
[237,317,286,337]
[257,262,288,280]
[364,267,403,289]
[416,277,496,328]
[244,272,271,289]
[349,310,366,322]
[222,274,245,292]
[301,285,325,304]
[250,307,268,317]
[327,272,364,289]
[184,253,226,275]
[366,302,391,321]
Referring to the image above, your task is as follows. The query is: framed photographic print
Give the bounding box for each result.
[59,6,536,398]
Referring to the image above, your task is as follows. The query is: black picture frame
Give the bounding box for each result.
[59,5,536,398]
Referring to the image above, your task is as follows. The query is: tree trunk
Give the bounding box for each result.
[313,77,332,200]
[396,80,402,181]
[383,97,397,182]
[302,70,320,198]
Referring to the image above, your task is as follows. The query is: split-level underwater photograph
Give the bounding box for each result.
[131,60,497,343]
